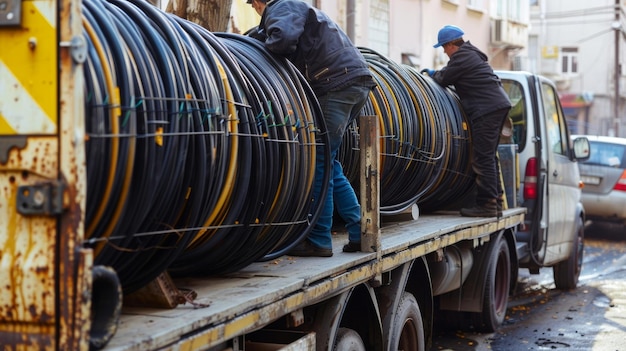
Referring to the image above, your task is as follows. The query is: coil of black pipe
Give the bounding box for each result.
[82,0,329,292]
[339,48,475,214]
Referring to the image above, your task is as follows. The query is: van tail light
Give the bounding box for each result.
[523,157,538,200]
[614,170,626,192]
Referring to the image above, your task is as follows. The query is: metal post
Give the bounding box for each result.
[360,115,381,286]
[360,115,380,253]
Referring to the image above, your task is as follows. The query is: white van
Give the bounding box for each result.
[497,71,590,290]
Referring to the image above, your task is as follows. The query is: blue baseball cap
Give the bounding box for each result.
[434,25,465,48]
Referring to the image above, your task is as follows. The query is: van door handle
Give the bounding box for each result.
[553,170,558,177]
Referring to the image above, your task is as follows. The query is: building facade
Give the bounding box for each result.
[527,0,626,137]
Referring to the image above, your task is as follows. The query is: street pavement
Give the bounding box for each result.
[430,221,626,351]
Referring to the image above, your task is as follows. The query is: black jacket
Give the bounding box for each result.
[432,41,511,118]
[256,0,374,94]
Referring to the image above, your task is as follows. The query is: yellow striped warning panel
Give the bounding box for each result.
[0,0,57,135]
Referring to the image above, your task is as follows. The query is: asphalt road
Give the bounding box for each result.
[430,221,626,351]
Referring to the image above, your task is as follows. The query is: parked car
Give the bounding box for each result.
[573,135,626,226]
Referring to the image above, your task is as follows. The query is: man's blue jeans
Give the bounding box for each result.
[308,84,372,249]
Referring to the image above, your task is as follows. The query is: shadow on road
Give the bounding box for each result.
[585,220,625,242]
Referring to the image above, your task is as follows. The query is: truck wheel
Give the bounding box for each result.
[333,328,366,351]
[553,217,584,290]
[390,292,425,351]
[471,236,511,332]
[89,265,122,350]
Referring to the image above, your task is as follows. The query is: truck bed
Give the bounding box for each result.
[104,208,525,350]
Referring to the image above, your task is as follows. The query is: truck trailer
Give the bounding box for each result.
[0,0,590,350]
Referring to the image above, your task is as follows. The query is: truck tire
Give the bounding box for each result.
[389,292,425,351]
[553,217,584,290]
[471,236,511,332]
[333,328,366,351]
[89,265,122,350]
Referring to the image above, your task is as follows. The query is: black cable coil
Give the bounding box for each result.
[81,0,475,293]
[339,48,475,215]
[82,0,328,292]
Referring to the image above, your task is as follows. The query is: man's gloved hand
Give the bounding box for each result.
[420,68,435,76]
[245,26,267,41]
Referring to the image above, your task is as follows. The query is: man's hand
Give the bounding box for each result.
[420,68,435,76]
[245,26,267,41]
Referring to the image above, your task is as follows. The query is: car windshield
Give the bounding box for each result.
[583,141,626,168]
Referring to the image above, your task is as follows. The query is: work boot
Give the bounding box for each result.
[342,241,361,253]
[460,201,498,217]
[288,240,333,257]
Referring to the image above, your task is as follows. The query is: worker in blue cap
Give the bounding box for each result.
[422,25,511,217]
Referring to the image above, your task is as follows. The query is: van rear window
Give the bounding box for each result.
[501,80,527,152]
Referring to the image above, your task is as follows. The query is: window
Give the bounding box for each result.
[542,82,568,156]
[501,79,527,151]
[561,47,578,75]
[508,0,525,22]
[402,53,420,68]
[584,142,626,168]
[493,0,527,23]
[467,0,484,11]
[493,0,504,17]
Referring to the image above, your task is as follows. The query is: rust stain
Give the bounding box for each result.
[0,174,56,323]
[0,327,54,350]
[0,137,58,179]
[0,138,58,348]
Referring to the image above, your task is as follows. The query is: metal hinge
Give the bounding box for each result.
[17,181,65,216]
[59,35,87,64]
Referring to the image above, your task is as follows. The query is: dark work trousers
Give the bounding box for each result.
[469,107,511,205]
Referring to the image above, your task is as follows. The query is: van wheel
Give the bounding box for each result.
[333,328,366,351]
[390,292,425,351]
[471,236,511,332]
[553,217,584,290]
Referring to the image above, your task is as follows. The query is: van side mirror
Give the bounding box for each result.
[572,136,590,161]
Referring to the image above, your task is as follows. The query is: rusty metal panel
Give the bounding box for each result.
[0,138,57,347]
[1,0,60,345]
[0,0,90,348]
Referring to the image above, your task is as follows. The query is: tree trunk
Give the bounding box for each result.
[166,0,233,32]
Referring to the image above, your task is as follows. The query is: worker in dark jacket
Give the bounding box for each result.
[422,25,511,217]
[246,0,376,256]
